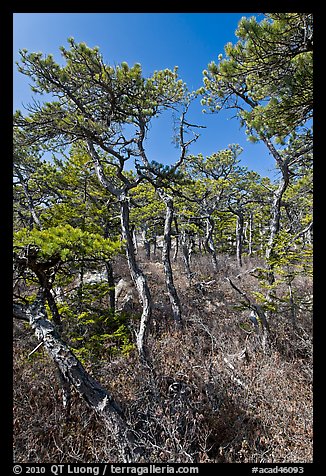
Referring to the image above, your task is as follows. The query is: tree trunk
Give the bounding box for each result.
[265,174,289,283]
[181,230,193,281]
[161,194,182,328]
[173,217,179,262]
[14,165,42,229]
[198,236,203,253]
[261,138,290,284]
[86,142,152,363]
[248,211,253,256]
[152,233,157,256]
[205,216,218,272]
[119,195,152,364]
[33,268,62,328]
[131,225,138,255]
[266,177,288,262]
[141,226,150,260]
[236,212,244,268]
[14,291,139,462]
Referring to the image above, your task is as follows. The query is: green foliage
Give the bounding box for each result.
[14,224,121,263]
[69,308,135,364]
[201,13,313,141]
[130,182,165,223]
[267,230,312,277]
[15,39,187,150]
[251,291,278,313]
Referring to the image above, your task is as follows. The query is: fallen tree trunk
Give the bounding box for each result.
[13,290,141,463]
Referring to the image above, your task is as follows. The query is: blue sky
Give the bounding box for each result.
[13,12,277,179]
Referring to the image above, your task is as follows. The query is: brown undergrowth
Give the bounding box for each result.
[13,251,313,463]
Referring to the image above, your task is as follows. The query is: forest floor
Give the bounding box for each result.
[13,250,313,463]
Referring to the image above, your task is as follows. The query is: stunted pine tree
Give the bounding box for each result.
[184,145,243,271]
[14,39,187,361]
[200,13,313,281]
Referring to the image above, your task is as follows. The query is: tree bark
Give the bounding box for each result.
[141,226,151,260]
[181,230,193,281]
[152,233,157,256]
[119,195,152,364]
[14,165,42,229]
[205,216,218,273]
[265,174,289,283]
[248,211,253,256]
[130,225,138,255]
[160,193,182,327]
[235,212,244,268]
[14,291,139,462]
[173,217,179,262]
[261,137,291,283]
[265,175,289,262]
[28,262,62,328]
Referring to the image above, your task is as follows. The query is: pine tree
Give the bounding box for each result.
[14,39,187,362]
[200,13,313,282]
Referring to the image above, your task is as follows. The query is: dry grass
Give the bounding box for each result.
[13,251,313,463]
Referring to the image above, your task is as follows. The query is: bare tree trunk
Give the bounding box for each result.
[119,195,152,364]
[173,217,179,262]
[141,226,150,260]
[265,175,289,283]
[266,176,289,262]
[261,138,290,284]
[181,230,193,281]
[160,193,182,328]
[305,226,312,245]
[198,236,203,254]
[248,211,253,256]
[13,291,139,462]
[33,268,62,328]
[236,212,244,268]
[152,233,157,256]
[205,216,218,272]
[131,225,138,255]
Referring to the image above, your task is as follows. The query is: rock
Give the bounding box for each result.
[115,278,138,312]
[83,271,106,284]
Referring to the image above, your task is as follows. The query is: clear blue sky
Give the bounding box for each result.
[13,12,277,178]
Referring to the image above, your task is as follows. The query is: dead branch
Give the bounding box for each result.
[226,277,270,332]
